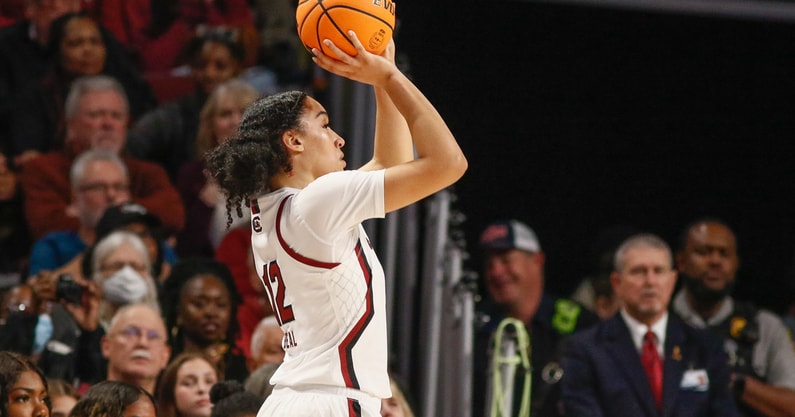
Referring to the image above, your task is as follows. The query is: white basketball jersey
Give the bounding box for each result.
[250,170,391,399]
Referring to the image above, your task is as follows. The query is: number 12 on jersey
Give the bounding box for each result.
[261,260,295,326]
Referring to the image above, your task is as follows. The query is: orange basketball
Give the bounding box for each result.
[296,0,396,59]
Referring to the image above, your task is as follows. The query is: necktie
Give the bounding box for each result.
[641,330,663,411]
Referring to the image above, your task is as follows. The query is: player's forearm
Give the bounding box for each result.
[382,71,467,184]
[365,86,413,170]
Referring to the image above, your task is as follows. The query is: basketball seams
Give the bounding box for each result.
[319,8,394,56]
[320,10,355,54]
[324,6,396,31]
[296,1,320,53]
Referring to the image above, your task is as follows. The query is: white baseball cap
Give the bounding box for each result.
[479,220,541,253]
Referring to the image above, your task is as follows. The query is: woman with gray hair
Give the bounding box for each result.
[33,230,160,387]
[90,230,160,329]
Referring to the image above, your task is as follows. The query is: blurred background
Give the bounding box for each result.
[396,0,795,314]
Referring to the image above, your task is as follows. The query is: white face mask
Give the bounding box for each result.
[102,265,149,304]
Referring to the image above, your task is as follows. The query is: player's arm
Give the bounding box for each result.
[313,33,467,213]
[359,41,414,172]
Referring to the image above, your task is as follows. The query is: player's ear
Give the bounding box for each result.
[282,130,303,152]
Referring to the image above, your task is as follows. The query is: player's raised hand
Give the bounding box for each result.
[312,31,399,88]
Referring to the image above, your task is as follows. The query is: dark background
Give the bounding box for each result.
[395,0,795,313]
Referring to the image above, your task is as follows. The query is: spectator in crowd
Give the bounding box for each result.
[381,375,415,417]
[8,11,155,163]
[591,273,621,319]
[47,378,79,417]
[126,29,246,180]
[89,230,159,328]
[160,258,248,382]
[29,202,175,338]
[19,75,184,241]
[0,150,29,280]
[672,218,795,417]
[0,283,35,328]
[0,351,50,417]
[0,284,39,356]
[472,219,598,417]
[561,233,738,416]
[27,150,130,276]
[250,0,309,90]
[209,380,264,417]
[247,315,283,372]
[78,202,178,286]
[214,226,271,360]
[176,78,259,258]
[69,380,156,417]
[101,303,171,395]
[87,0,255,72]
[31,231,157,387]
[570,224,637,317]
[0,0,82,155]
[156,351,221,417]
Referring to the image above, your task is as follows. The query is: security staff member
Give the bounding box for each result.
[472,220,598,417]
[673,218,795,417]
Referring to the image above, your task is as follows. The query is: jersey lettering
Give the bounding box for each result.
[283,329,298,349]
[262,260,295,326]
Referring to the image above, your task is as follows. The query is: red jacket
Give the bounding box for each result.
[20,150,185,240]
[87,0,255,71]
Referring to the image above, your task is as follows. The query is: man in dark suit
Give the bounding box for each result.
[561,233,738,417]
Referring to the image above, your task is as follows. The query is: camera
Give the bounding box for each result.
[55,274,83,305]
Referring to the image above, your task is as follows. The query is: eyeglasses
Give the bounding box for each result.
[78,182,129,194]
[116,326,163,342]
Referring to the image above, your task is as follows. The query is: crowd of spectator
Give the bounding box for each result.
[0,1,304,416]
[474,218,795,417]
[0,2,419,417]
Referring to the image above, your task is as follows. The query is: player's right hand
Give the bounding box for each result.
[312,31,399,89]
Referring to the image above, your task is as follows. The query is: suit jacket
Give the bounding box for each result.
[561,313,738,417]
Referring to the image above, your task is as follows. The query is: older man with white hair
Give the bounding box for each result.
[102,303,171,395]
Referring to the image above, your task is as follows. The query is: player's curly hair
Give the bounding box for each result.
[205,90,308,227]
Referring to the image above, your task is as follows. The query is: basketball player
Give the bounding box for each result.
[205,33,467,417]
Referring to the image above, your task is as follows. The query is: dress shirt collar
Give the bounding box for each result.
[620,308,667,357]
